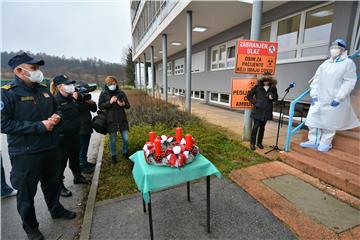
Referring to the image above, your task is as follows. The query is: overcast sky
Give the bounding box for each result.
[1,0,131,63]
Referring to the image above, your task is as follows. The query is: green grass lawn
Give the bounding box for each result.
[96,90,269,201]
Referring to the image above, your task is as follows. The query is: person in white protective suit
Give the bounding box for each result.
[300,38,360,152]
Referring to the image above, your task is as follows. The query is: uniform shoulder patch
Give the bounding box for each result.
[1,85,15,90]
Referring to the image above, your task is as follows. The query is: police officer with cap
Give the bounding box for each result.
[51,75,89,198]
[1,52,76,240]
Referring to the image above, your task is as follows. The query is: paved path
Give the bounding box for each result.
[90,177,297,240]
[1,92,101,240]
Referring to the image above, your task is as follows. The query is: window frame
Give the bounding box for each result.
[210,38,240,71]
[208,92,230,106]
[269,2,334,64]
[174,58,185,76]
[191,51,206,74]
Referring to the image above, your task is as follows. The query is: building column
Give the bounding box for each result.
[138,58,142,89]
[143,53,148,92]
[185,11,192,113]
[243,0,263,141]
[150,46,156,97]
[162,34,168,102]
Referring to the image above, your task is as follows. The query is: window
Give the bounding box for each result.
[211,39,239,70]
[191,90,205,100]
[209,92,230,106]
[174,58,184,75]
[302,3,334,57]
[192,51,205,73]
[220,94,230,104]
[277,14,301,60]
[210,93,218,101]
[268,3,334,61]
[260,26,271,41]
[226,40,236,67]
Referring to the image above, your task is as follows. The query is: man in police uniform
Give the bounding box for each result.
[1,53,76,240]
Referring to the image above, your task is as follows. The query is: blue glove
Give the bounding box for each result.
[311,97,318,106]
[331,99,340,107]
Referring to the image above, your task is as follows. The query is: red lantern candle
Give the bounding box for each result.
[185,134,193,149]
[154,138,162,157]
[176,127,182,142]
[149,131,156,143]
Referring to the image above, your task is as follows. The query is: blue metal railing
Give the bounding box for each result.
[284,89,310,152]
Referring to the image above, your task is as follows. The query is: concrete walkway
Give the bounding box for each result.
[90,178,296,240]
[1,132,102,240]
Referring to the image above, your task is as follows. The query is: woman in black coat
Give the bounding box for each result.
[246,73,278,150]
[50,75,89,198]
[98,76,130,164]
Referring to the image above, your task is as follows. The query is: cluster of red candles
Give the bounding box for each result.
[148,127,193,157]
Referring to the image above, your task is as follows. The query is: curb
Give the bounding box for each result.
[80,134,105,240]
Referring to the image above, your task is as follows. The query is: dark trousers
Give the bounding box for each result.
[79,133,91,166]
[59,134,81,181]
[9,149,64,233]
[251,119,267,145]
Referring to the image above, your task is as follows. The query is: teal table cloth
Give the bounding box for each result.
[129,150,221,203]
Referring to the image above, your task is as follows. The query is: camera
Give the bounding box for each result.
[74,81,97,101]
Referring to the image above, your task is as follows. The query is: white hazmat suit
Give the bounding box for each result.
[303,53,359,150]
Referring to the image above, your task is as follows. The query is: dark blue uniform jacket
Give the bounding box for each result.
[54,92,81,136]
[1,76,60,156]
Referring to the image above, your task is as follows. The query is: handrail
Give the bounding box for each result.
[284,89,310,152]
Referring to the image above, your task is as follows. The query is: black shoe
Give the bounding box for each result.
[51,208,77,220]
[250,144,256,151]
[81,165,94,174]
[111,155,118,165]
[25,228,44,240]
[257,143,264,149]
[73,174,89,184]
[60,186,72,197]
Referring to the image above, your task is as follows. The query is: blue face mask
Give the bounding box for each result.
[108,85,116,91]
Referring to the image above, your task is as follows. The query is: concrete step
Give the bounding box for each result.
[291,144,360,176]
[280,151,360,198]
[300,129,360,156]
[332,134,360,156]
[336,127,360,140]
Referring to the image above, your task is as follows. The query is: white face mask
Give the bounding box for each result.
[64,84,75,94]
[330,48,341,58]
[108,85,116,91]
[21,68,44,83]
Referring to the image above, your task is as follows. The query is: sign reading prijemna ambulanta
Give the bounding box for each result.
[235,40,278,75]
[230,78,257,109]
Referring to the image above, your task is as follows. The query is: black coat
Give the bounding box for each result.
[1,76,60,156]
[247,83,278,121]
[55,92,81,136]
[79,100,97,135]
[98,86,130,132]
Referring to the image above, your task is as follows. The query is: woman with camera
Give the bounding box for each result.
[98,76,130,165]
[50,75,89,197]
[246,72,278,151]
